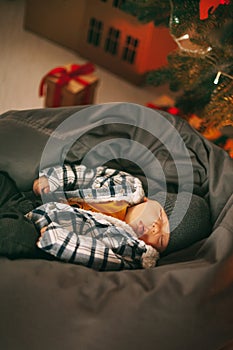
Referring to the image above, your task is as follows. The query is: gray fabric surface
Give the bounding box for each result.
[0,103,232,350]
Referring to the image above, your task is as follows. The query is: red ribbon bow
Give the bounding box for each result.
[39,62,95,107]
[199,0,230,20]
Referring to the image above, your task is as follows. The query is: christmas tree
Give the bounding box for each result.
[122,0,233,129]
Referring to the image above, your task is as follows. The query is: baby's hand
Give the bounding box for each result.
[33,176,50,196]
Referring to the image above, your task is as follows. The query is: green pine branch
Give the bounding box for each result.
[123,0,233,127]
[121,0,171,26]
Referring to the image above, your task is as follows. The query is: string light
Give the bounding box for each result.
[214,71,222,84]
[172,32,213,54]
[176,33,190,41]
[214,71,233,84]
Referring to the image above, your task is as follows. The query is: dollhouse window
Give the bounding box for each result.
[104,27,121,55]
[112,0,125,8]
[87,18,103,47]
[122,36,139,64]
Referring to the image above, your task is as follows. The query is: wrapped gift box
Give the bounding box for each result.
[39,62,99,107]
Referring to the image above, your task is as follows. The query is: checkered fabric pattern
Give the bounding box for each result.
[28,202,154,270]
[40,164,145,205]
[27,164,159,270]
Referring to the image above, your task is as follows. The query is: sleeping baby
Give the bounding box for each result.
[28,164,212,270]
[30,165,168,270]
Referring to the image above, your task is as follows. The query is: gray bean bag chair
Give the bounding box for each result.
[0,102,232,350]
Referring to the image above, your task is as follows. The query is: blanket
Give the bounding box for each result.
[0,102,232,350]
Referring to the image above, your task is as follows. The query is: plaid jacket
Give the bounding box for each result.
[27,164,159,271]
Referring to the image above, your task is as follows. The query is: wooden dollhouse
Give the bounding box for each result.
[24,0,177,84]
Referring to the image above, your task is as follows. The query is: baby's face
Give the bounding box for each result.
[125,199,170,252]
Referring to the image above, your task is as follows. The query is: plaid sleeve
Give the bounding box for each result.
[40,164,145,204]
[29,202,158,270]
[39,164,98,192]
[37,222,143,271]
